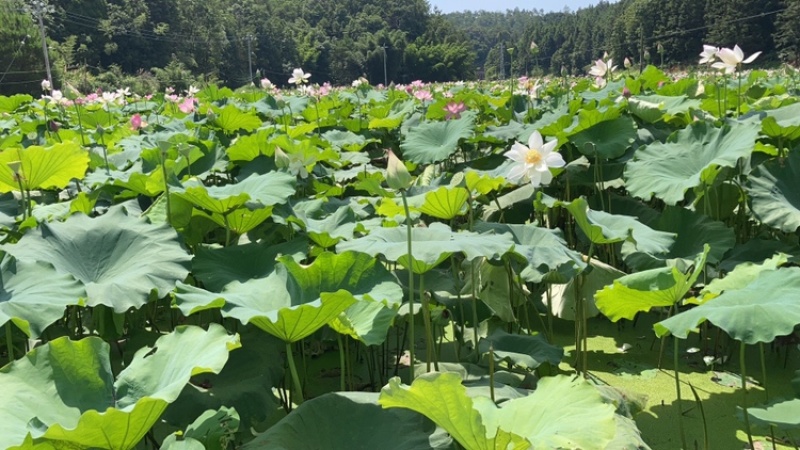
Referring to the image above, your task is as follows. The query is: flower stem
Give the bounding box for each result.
[675,337,688,450]
[286,341,304,404]
[740,341,754,449]
[400,190,415,381]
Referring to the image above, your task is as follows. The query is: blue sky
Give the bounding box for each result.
[428,0,611,14]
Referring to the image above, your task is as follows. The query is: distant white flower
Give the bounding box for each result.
[589,58,616,79]
[712,45,761,74]
[116,87,131,97]
[260,78,274,90]
[288,68,311,85]
[504,131,565,187]
[699,45,719,65]
[186,85,200,96]
[41,79,51,91]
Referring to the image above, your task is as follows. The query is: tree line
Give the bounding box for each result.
[1,0,799,95]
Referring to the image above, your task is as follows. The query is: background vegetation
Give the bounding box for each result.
[1,0,800,94]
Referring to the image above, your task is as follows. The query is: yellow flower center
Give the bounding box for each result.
[525,149,543,165]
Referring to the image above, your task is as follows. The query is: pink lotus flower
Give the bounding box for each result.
[414,90,433,102]
[178,97,196,113]
[130,113,147,130]
[444,101,466,120]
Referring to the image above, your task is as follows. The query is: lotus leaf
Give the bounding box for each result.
[244,392,453,449]
[0,141,88,193]
[596,246,708,321]
[478,329,563,369]
[400,114,475,164]
[625,120,760,205]
[655,267,800,344]
[0,256,85,338]
[0,325,239,449]
[336,222,515,274]
[4,207,191,313]
[747,149,800,232]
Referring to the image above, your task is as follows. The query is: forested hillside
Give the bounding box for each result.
[1,0,799,95]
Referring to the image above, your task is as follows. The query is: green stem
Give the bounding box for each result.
[337,334,346,391]
[161,152,172,227]
[400,191,415,381]
[471,262,480,362]
[286,341,304,404]
[489,343,496,403]
[741,341,754,450]
[674,337,688,450]
[5,322,13,363]
[420,274,436,372]
[15,176,27,221]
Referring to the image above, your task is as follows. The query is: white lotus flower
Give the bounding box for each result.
[288,68,311,85]
[41,79,51,91]
[504,131,565,187]
[698,45,719,65]
[589,58,615,78]
[712,45,761,73]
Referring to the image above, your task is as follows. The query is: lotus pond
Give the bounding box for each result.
[2,64,800,449]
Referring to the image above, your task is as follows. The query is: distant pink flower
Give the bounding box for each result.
[414,90,433,102]
[444,101,466,120]
[165,94,179,103]
[178,97,196,113]
[130,113,146,130]
[318,82,332,96]
[411,80,425,88]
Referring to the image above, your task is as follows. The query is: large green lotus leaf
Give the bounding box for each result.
[419,186,470,220]
[243,391,453,449]
[747,150,800,232]
[192,238,307,291]
[0,325,239,449]
[0,256,85,338]
[330,299,398,346]
[478,329,563,369]
[4,208,191,313]
[475,222,585,283]
[544,257,625,320]
[623,206,735,270]
[175,172,295,215]
[695,253,789,304]
[174,273,356,343]
[625,120,760,205]
[489,376,617,450]
[163,327,282,435]
[279,251,403,304]
[213,104,262,134]
[400,114,475,164]
[596,245,708,322]
[379,373,530,450]
[627,95,701,124]
[293,207,358,248]
[564,197,675,253]
[0,94,33,113]
[0,141,88,192]
[655,267,800,344]
[164,407,239,450]
[752,101,800,140]
[571,116,636,160]
[747,398,800,429]
[336,222,515,274]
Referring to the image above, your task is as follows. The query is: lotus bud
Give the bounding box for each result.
[274,147,291,169]
[622,86,631,98]
[644,50,651,62]
[386,150,412,191]
[561,65,567,77]
[41,79,51,92]
[624,57,631,69]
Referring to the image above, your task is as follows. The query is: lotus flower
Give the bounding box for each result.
[712,45,761,73]
[443,101,466,120]
[699,45,719,65]
[504,131,565,187]
[288,68,311,85]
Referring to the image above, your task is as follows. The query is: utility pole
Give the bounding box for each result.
[245,34,254,85]
[30,0,53,89]
[381,44,388,86]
